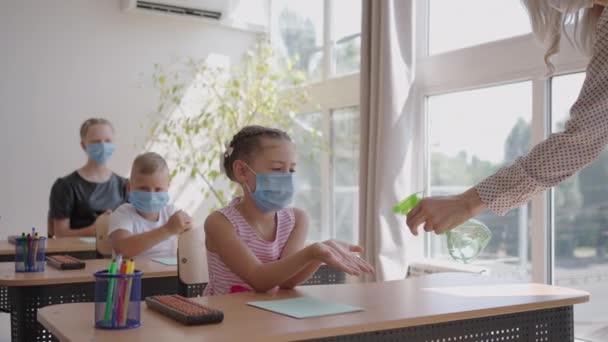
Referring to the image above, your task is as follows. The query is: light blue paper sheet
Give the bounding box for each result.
[247,297,363,319]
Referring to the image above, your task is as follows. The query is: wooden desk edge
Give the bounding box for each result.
[279,295,590,341]
[0,240,95,255]
[38,309,71,342]
[36,294,589,342]
[0,269,176,286]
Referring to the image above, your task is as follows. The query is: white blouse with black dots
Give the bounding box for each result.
[476,8,608,215]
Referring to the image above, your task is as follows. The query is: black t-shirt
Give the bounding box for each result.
[48,171,127,229]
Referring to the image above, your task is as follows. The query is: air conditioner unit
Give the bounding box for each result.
[406,258,490,278]
[121,0,231,21]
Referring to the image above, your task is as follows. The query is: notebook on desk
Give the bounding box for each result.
[247,296,363,319]
[152,257,178,266]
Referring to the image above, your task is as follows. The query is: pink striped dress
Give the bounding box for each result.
[203,198,296,296]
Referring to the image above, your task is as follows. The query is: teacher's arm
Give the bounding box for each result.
[408,18,608,234]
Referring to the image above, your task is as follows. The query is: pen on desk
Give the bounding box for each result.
[32,233,39,270]
[110,254,123,327]
[21,233,26,270]
[119,259,135,326]
[26,234,32,271]
[113,260,127,326]
[103,258,118,324]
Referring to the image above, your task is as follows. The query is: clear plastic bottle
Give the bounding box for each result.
[394,193,492,263]
[445,219,491,263]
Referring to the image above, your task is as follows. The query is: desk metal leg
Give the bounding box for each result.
[141,276,179,298]
[0,254,99,315]
[9,282,95,342]
[9,277,178,342]
[0,286,9,313]
[307,306,574,342]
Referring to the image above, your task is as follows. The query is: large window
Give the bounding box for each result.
[419,0,600,337]
[274,1,361,243]
[332,107,360,243]
[273,0,362,81]
[292,107,360,244]
[332,0,361,76]
[552,73,608,340]
[428,82,533,279]
[292,112,324,240]
[273,0,324,82]
[429,0,531,55]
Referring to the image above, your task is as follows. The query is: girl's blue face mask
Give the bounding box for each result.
[129,191,169,213]
[86,142,116,165]
[244,163,295,213]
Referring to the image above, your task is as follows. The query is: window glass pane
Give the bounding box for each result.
[293,113,324,241]
[428,82,532,280]
[333,0,361,76]
[429,0,531,55]
[332,106,360,244]
[552,72,608,340]
[274,0,324,82]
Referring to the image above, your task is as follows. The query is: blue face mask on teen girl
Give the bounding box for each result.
[129,191,170,213]
[244,163,295,213]
[86,142,116,165]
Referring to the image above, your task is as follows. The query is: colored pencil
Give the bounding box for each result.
[32,233,39,270]
[113,260,128,326]
[21,233,26,270]
[119,260,135,326]
[103,259,118,324]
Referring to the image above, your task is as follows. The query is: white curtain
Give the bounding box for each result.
[359,0,424,281]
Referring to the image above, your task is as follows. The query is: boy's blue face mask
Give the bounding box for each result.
[244,163,295,213]
[86,142,116,165]
[129,191,169,213]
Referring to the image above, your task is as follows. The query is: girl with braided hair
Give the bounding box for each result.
[203,125,374,296]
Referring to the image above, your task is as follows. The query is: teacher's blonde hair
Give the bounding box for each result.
[521,0,604,73]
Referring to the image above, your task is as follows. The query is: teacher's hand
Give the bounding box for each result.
[405,188,486,235]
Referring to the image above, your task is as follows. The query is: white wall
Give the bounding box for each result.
[0,0,257,236]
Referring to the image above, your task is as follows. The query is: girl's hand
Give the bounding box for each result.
[311,240,375,276]
[322,240,375,274]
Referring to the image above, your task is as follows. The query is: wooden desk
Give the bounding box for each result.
[1,258,177,342]
[0,237,98,315]
[38,273,589,342]
[0,237,98,262]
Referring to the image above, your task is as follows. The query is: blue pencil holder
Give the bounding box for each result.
[14,237,46,272]
[94,269,143,329]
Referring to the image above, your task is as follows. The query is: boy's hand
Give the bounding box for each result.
[165,210,192,235]
[95,210,112,220]
[94,210,112,226]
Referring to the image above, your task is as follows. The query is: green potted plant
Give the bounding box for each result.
[147,40,314,208]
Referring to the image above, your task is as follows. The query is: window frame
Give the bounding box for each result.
[270,0,362,242]
[415,0,590,285]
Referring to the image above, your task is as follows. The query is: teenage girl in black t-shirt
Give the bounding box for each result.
[48,118,127,237]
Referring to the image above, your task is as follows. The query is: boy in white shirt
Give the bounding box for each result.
[109,152,191,258]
